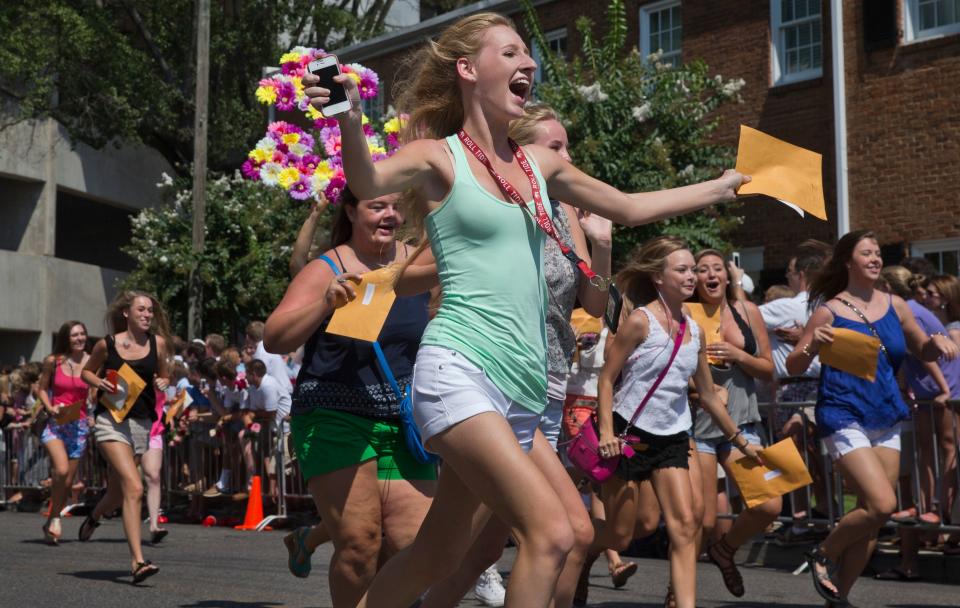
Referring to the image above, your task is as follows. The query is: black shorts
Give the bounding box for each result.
[613,413,690,482]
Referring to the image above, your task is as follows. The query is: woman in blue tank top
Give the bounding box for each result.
[264,187,436,606]
[304,13,749,608]
[786,230,958,606]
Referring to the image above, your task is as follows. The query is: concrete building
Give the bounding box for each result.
[334,0,960,286]
[0,116,172,363]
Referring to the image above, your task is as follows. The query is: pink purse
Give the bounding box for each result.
[567,317,686,484]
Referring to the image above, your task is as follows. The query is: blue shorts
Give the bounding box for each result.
[41,418,90,459]
[694,423,764,457]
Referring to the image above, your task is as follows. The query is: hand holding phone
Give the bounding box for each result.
[306,55,352,117]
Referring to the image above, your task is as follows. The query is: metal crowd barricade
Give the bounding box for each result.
[715,398,960,535]
[1,421,108,510]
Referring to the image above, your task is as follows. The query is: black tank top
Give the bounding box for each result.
[95,334,158,422]
[728,302,758,356]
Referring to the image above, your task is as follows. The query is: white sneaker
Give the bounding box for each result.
[474,565,506,607]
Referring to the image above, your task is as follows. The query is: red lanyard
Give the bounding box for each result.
[456,130,608,290]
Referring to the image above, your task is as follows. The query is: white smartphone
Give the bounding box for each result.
[307,55,350,116]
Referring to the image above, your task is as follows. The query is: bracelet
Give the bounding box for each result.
[726,429,743,444]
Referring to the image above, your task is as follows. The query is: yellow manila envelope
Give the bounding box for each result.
[326,267,398,343]
[686,303,724,364]
[734,125,827,221]
[571,307,602,337]
[165,389,193,425]
[819,327,881,382]
[55,400,85,425]
[99,363,148,423]
[729,438,813,509]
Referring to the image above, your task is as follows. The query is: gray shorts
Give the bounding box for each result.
[94,414,152,455]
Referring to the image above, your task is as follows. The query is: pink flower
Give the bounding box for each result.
[386,133,400,150]
[241,159,261,180]
[281,61,301,76]
[325,173,347,203]
[272,150,286,164]
[290,178,313,200]
[362,123,375,137]
[275,81,297,111]
[298,154,321,174]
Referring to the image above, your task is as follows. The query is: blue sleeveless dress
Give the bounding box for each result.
[816,298,910,438]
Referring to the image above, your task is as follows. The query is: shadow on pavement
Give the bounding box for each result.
[61,570,136,585]
[180,602,284,608]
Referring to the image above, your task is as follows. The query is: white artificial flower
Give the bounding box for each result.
[576,83,609,102]
[260,162,283,187]
[631,103,653,123]
[155,172,174,189]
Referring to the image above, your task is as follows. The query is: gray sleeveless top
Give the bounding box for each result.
[544,200,579,375]
[693,305,762,440]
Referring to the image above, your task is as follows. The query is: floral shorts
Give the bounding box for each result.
[41,418,90,459]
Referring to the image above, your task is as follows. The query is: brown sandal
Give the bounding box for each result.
[609,560,638,588]
[707,535,745,597]
[664,583,677,608]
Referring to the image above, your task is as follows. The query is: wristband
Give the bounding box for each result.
[726,429,743,444]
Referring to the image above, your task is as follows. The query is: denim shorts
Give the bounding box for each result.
[41,418,90,459]
[693,423,764,457]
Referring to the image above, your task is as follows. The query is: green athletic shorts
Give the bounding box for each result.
[290,408,437,482]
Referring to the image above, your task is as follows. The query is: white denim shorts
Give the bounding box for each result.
[539,397,564,449]
[412,346,540,453]
[822,422,902,461]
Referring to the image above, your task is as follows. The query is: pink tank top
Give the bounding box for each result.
[53,360,88,418]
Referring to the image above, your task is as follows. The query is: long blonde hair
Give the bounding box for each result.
[392,12,516,287]
[616,236,691,313]
[106,290,172,345]
[509,103,560,146]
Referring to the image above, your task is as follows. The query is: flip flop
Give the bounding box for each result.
[875,567,920,581]
[283,526,312,578]
[132,560,159,584]
[151,529,169,544]
[609,560,638,588]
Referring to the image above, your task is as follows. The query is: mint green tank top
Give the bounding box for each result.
[421,134,551,414]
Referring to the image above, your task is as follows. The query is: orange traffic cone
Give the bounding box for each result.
[235,475,266,531]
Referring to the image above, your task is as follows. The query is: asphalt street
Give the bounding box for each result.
[1,511,956,607]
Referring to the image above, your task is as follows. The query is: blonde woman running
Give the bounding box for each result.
[304,13,747,608]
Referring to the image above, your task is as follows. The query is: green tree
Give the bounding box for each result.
[121,171,329,339]
[0,0,401,173]
[522,0,746,263]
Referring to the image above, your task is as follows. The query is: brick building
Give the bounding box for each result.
[334,0,960,284]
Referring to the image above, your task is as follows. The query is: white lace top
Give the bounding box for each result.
[613,307,701,436]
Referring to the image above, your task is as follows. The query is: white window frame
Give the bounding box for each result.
[640,0,682,66]
[532,28,568,83]
[910,237,960,274]
[770,0,824,86]
[904,0,960,43]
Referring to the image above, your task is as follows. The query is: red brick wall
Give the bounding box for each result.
[341,0,960,271]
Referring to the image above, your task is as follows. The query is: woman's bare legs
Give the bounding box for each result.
[356,413,575,608]
[811,446,899,599]
[94,441,146,569]
[141,448,164,532]
[43,438,80,537]
[306,459,383,608]
[651,467,702,608]
[379,477,436,560]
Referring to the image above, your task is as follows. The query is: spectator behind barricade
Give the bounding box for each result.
[5,362,42,506]
[185,340,206,368]
[203,359,248,497]
[926,274,960,346]
[246,358,292,499]
[881,267,956,526]
[0,365,12,424]
[764,284,795,303]
[246,321,294,395]
[170,335,187,365]
[221,346,245,376]
[900,257,937,307]
[171,360,190,394]
[186,357,217,415]
[204,333,225,360]
[758,241,832,542]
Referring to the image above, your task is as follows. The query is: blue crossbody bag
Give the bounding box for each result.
[319,255,437,465]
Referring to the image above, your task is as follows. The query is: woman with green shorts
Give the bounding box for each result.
[264,187,436,608]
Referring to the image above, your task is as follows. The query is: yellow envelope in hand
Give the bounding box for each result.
[819,327,881,382]
[735,125,827,221]
[687,303,724,364]
[571,307,602,337]
[729,438,813,509]
[100,363,148,423]
[165,389,193,425]
[326,267,398,343]
[55,400,85,425]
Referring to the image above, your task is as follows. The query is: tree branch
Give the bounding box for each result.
[120,0,178,89]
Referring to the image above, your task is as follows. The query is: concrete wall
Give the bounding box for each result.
[0,115,173,363]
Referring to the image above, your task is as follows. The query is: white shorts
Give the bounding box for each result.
[823,423,902,461]
[539,397,564,450]
[412,346,540,453]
